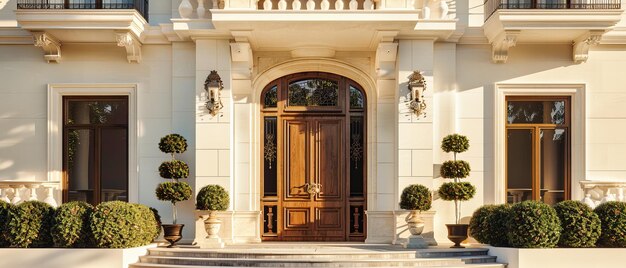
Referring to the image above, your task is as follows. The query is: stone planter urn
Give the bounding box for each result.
[406,210,425,235]
[199,212,225,248]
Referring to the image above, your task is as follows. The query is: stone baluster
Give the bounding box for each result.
[321,0,330,10]
[42,185,58,207]
[263,0,273,10]
[335,0,345,10]
[0,187,10,203]
[306,0,315,10]
[26,184,39,201]
[363,0,374,10]
[278,0,288,10]
[349,0,357,10]
[197,0,206,19]
[213,0,220,8]
[179,0,194,18]
[10,184,23,204]
[293,0,302,10]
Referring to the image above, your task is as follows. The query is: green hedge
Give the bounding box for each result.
[8,201,55,248]
[554,200,601,248]
[51,201,94,248]
[506,201,561,248]
[399,184,432,211]
[196,185,230,211]
[0,201,13,247]
[594,201,626,247]
[90,201,159,248]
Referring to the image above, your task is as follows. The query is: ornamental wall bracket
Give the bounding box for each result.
[491,31,520,64]
[32,32,61,63]
[230,42,253,80]
[115,31,142,64]
[407,70,427,118]
[573,30,604,64]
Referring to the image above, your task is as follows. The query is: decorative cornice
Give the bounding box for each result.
[116,32,142,63]
[573,30,604,64]
[32,32,61,63]
[491,31,519,64]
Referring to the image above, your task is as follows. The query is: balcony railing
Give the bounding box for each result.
[484,0,622,20]
[17,0,149,21]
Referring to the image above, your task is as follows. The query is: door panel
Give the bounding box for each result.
[285,120,310,199]
[315,119,343,200]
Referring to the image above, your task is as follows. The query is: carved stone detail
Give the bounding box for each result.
[491,31,519,64]
[375,42,398,79]
[573,31,604,64]
[32,32,61,63]
[116,32,142,63]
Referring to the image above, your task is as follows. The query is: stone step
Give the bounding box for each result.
[137,255,497,267]
[130,262,507,268]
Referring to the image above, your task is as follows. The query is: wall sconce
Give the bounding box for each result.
[408,70,427,118]
[204,70,224,116]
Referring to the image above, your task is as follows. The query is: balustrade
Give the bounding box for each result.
[579,180,626,208]
[484,0,621,21]
[0,181,61,207]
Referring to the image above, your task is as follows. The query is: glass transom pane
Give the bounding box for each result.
[288,79,338,107]
[66,99,128,125]
[349,86,364,109]
[264,85,278,108]
[507,100,566,125]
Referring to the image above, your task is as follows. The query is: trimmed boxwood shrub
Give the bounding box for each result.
[8,201,55,248]
[506,201,561,248]
[156,182,193,204]
[440,160,471,179]
[90,201,159,248]
[594,201,626,247]
[159,134,187,155]
[488,204,512,247]
[438,182,476,201]
[196,185,230,211]
[51,201,94,248]
[0,200,13,247]
[158,160,190,179]
[469,204,498,244]
[441,134,469,153]
[554,200,601,248]
[150,207,162,240]
[399,184,432,211]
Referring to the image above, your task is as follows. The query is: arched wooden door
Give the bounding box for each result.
[260,72,367,241]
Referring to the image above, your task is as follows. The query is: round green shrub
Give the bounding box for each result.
[196,185,230,211]
[488,204,512,247]
[52,201,94,248]
[441,134,470,154]
[469,204,498,245]
[158,160,190,179]
[440,160,471,179]
[0,200,13,247]
[506,201,561,248]
[158,134,188,155]
[90,201,158,248]
[438,182,476,201]
[8,201,55,248]
[399,184,432,211]
[149,207,162,240]
[156,182,192,204]
[554,200,601,248]
[594,201,626,247]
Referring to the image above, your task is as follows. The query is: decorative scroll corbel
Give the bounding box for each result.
[230,42,253,79]
[491,31,519,64]
[573,31,604,64]
[115,32,142,63]
[375,42,398,79]
[32,32,61,63]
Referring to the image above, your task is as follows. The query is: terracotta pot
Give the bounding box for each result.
[406,210,425,236]
[446,224,469,248]
[203,212,222,239]
[162,224,184,248]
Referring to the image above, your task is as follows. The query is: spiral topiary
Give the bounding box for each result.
[594,201,626,247]
[158,134,187,155]
[158,160,190,179]
[399,184,432,211]
[440,160,471,179]
[51,201,94,248]
[469,205,498,245]
[156,182,193,204]
[196,185,230,211]
[90,201,158,248]
[0,200,13,247]
[441,134,469,154]
[438,182,476,201]
[554,200,601,248]
[506,201,561,248]
[8,201,55,248]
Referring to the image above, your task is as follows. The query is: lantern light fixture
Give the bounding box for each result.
[204,70,224,116]
[408,70,427,118]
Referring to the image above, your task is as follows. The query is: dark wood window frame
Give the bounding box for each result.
[62,96,129,205]
[505,96,571,204]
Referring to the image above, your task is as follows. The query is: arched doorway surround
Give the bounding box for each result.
[252,59,377,241]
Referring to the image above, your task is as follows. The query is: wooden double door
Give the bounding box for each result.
[281,116,346,240]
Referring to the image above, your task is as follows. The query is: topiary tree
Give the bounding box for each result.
[0,201,13,247]
[437,134,476,224]
[196,185,230,212]
[506,201,561,248]
[51,201,94,248]
[155,134,192,224]
[469,204,512,247]
[90,201,158,248]
[594,201,626,247]
[8,201,55,248]
[554,200,601,248]
[400,184,432,211]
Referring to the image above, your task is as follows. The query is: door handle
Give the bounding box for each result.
[304,183,322,195]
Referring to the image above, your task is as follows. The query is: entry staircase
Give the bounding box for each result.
[130,244,507,268]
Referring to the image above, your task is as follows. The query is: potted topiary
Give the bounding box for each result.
[399,184,432,248]
[155,134,192,247]
[437,134,476,248]
[196,184,229,248]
